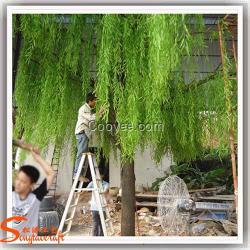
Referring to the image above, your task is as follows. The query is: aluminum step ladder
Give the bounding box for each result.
[57,152,114,236]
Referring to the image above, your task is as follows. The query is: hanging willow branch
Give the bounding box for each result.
[14,14,237,165]
[14,15,96,151]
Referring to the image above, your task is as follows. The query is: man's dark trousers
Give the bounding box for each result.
[92,211,106,236]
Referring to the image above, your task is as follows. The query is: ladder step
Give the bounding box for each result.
[74,188,95,192]
[105,218,111,223]
[62,230,70,235]
[74,192,81,196]
[65,217,74,222]
[70,204,78,208]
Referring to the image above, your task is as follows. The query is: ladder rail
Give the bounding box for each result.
[48,145,60,197]
[93,157,114,234]
[88,154,108,236]
[57,152,113,236]
[57,154,86,234]
[65,180,84,232]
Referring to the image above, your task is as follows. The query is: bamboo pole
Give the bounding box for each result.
[230,26,238,73]
[217,22,238,215]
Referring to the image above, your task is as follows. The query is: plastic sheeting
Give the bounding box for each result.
[38,211,59,235]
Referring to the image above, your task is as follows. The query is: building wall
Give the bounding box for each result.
[109,147,173,190]
[15,137,172,194]
[55,139,74,195]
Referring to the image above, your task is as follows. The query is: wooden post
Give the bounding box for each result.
[217,21,238,214]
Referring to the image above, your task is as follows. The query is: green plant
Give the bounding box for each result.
[151,152,233,192]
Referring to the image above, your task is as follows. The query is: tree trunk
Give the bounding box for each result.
[121,159,135,236]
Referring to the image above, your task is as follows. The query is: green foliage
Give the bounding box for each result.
[13,14,237,166]
[95,14,236,163]
[172,164,226,189]
[14,15,96,151]
[151,152,233,192]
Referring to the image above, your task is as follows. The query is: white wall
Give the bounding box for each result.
[109,147,173,190]
[55,139,74,195]
[134,147,173,189]
[109,149,121,188]
[15,140,172,193]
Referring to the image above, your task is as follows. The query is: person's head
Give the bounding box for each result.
[86,92,97,108]
[14,165,40,194]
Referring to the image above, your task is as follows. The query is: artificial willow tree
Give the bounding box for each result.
[13,14,237,235]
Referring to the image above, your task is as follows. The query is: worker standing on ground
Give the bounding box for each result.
[86,168,109,236]
[73,92,105,181]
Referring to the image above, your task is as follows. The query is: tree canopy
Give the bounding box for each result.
[13,14,237,163]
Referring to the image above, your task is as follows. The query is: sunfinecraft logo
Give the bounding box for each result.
[0,216,64,245]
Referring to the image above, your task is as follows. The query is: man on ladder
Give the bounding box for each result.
[58,92,113,236]
[73,92,105,181]
[86,167,109,236]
